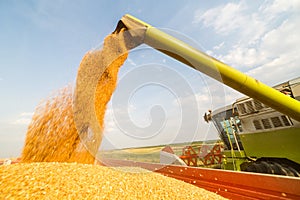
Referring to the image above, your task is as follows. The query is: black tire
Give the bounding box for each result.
[256,161,268,173]
[245,163,261,173]
[260,161,272,174]
[269,162,284,175]
[281,166,295,176]
[243,161,300,177]
[286,166,300,177]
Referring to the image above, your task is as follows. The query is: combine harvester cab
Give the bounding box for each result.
[208,77,300,176]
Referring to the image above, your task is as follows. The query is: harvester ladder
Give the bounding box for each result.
[223,120,237,171]
[229,117,243,157]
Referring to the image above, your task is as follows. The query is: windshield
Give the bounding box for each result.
[212,108,244,150]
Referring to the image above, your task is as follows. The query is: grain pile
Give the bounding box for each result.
[0,162,227,199]
[21,28,135,164]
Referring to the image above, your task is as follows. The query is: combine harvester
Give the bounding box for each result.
[102,14,300,199]
[204,77,300,175]
[172,77,300,176]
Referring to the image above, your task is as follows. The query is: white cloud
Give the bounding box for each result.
[261,0,300,16]
[194,2,268,48]
[213,42,225,50]
[12,118,31,125]
[194,2,247,35]
[104,103,143,135]
[195,1,300,85]
[11,112,33,125]
[261,19,300,56]
[225,16,300,84]
[103,106,119,133]
[20,112,34,117]
[218,46,266,69]
[127,58,137,66]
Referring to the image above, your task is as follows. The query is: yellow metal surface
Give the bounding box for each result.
[122,14,152,29]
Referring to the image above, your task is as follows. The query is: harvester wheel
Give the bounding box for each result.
[244,161,300,177]
[259,161,271,174]
[254,162,268,173]
[245,163,260,173]
[287,166,300,177]
[281,166,295,176]
[270,162,284,175]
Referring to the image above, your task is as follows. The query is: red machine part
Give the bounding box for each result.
[180,144,224,166]
[202,144,224,165]
[180,146,198,166]
[0,158,21,165]
[102,158,300,200]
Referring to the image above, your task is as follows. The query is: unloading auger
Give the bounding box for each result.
[114,14,300,122]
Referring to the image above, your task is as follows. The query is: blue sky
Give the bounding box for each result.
[1,1,299,157]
